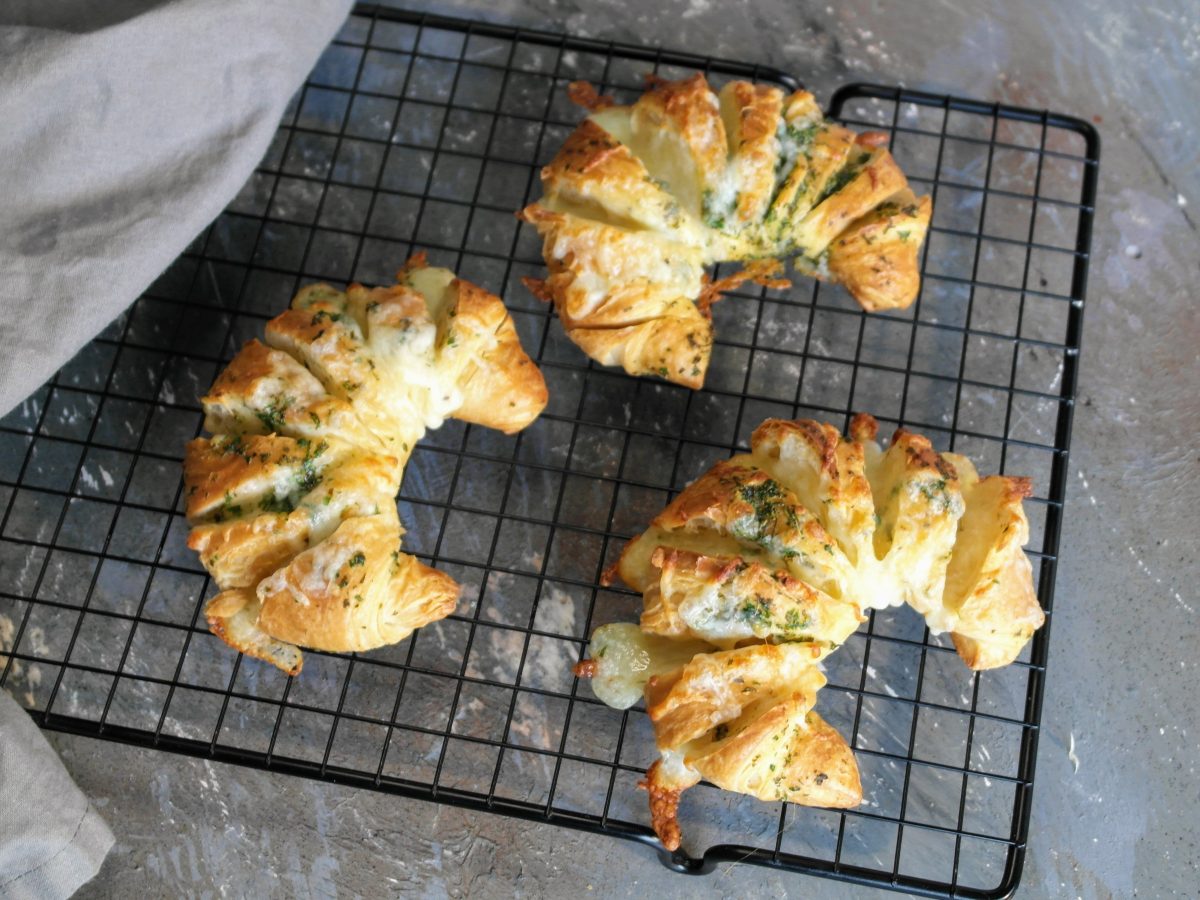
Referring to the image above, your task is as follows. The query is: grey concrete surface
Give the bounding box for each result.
[44,0,1200,897]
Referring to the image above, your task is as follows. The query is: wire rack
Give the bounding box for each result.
[0,5,1098,897]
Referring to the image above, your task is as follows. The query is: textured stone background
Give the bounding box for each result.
[48,0,1200,896]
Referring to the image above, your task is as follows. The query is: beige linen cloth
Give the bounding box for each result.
[0,1,351,896]
[0,0,353,417]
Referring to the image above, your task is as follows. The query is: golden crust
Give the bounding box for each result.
[518,204,711,385]
[182,433,343,522]
[749,417,876,569]
[518,205,706,326]
[693,705,860,806]
[523,75,932,388]
[827,192,933,311]
[567,317,711,388]
[945,475,1046,669]
[637,642,861,848]
[642,546,863,650]
[188,259,545,673]
[640,458,854,600]
[634,73,729,196]
[205,588,304,676]
[771,124,858,223]
[447,279,548,434]
[791,149,910,255]
[640,760,685,851]
[718,81,784,225]
[189,514,311,590]
[645,642,826,749]
[255,510,459,653]
[538,119,688,234]
[187,450,396,589]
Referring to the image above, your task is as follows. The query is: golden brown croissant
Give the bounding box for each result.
[577,414,1044,849]
[520,75,932,387]
[184,257,548,674]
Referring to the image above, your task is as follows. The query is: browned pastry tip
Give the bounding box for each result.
[396,251,429,280]
[696,259,791,318]
[566,80,615,111]
[640,760,684,852]
[521,275,556,304]
[599,559,621,587]
[848,411,879,441]
[573,659,599,679]
[855,130,891,148]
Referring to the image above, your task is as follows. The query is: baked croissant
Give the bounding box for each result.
[577,414,1044,849]
[184,257,548,674]
[520,75,932,387]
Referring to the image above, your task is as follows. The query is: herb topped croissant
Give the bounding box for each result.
[520,75,932,388]
[577,414,1044,850]
[184,257,548,675]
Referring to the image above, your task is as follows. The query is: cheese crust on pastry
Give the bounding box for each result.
[577,414,1043,849]
[520,74,932,387]
[184,257,547,674]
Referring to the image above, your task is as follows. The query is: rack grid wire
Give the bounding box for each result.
[0,5,1098,897]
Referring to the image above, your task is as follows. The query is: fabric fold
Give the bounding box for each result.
[0,0,355,416]
[0,690,115,900]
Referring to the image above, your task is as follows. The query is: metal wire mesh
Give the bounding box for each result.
[0,5,1097,896]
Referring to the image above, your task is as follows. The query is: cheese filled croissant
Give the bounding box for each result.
[520,75,932,388]
[576,414,1044,849]
[184,257,548,675]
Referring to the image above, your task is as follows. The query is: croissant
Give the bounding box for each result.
[184,257,548,674]
[577,414,1044,849]
[520,75,932,388]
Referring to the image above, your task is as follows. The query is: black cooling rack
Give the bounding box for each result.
[0,5,1098,897]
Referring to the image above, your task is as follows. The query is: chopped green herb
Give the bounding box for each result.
[258,494,295,515]
[255,395,291,433]
[817,158,865,203]
[783,608,809,633]
[311,310,345,326]
[739,596,773,628]
[786,122,819,146]
[917,478,956,513]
